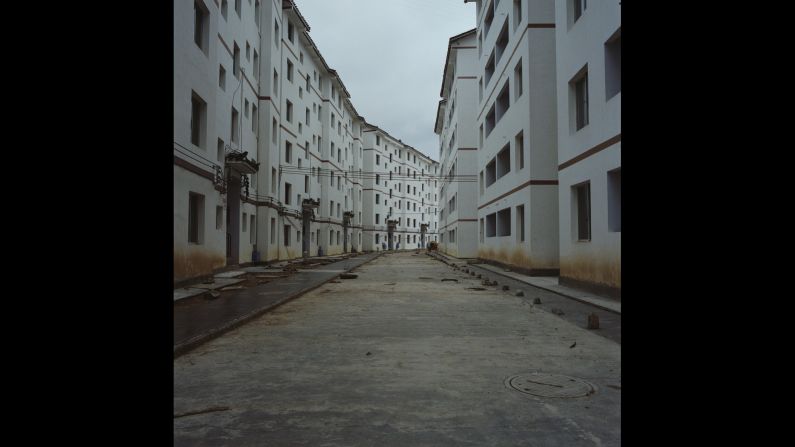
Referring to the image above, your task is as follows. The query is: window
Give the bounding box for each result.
[252,105,257,133]
[376,194,380,204]
[273,70,278,97]
[330,229,334,244]
[274,20,279,47]
[221,0,228,19]
[230,106,239,144]
[480,218,485,242]
[486,213,496,237]
[605,29,621,99]
[516,205,525,242]
[300,51,304,64]
[215,206,223,230]
[495,80,510,123]
[485,159,496,186]
[246,42,250,61]
[254,1,260,27]
[233,42,240,78]
[286,100,293,122]
[479,78,483,103]
[305,175,309,193]
[495,20,509,64]
[306,74,311,90]
[515,131,524,170]
[271,218,276,243]
[272,118,278,144]
[242,212,248,232]
[376,154,380,165]
[287,21,295,43]
[285,141,292,163]
[485,51,495,87]
[376,174,380,185]
[514,59,523,100]
[572,0,586,24]
[573,69,589,130]
[219,65,226,90]
[497,208,511,236]
[271,167,277,192]
[217,138,224,161]
[190,91,206,148]
[194,1,209,55]
[253,50,259,78]
[376,135,381,145]
[284,225,291,246]
[287,59,293,82]
[513,0,522,30]
[284,183,292,205]
[608,168,621,232]
[574,182,591,240]
[484,0,494,36]
[244,99,249,118]
[250,215,256,243]
[485,105,496,137]
[188,192,205,244]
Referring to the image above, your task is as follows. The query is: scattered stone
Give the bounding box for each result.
[493,280,498,285]
[221,286,245,291]
[174,406,231,419]
[202,277,215,284]
[607,385,621,390]
[384,283,396,286]
[329,280,341,283]
[588,313,600,330]
[477,274,482,278]
[502,285,509,291]
[340,273,358,279]
[366,352,372,356]
[441,278,458,282]
[207,290,220,299]
[466,287,487,291]
[533,297,542,304]
[569,342,577,349]
[551,308,564,315]
[515,290,524,297]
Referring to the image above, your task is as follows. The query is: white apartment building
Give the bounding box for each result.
[554,0,621,298]
[435,29,480,259]
[468,0,560,275]
[362,125,439,251]
[174,0,437,283]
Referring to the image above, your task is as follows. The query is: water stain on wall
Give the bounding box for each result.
[560,254,621,289]
[478,246,557,271]
[174,248,225,283]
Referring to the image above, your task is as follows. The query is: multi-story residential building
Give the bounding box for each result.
[435,29,479,259]
[554,0,621,298]
[174,0,438,284]
[468,0,560,275]
[362,124,439,251]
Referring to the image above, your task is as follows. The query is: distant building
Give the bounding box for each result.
[173,0,438,283]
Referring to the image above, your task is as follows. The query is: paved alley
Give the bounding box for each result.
[174,252,621,446]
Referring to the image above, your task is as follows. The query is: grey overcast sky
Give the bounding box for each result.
[295,0,476,162]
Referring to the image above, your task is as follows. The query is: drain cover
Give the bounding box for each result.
[505,373,594,398]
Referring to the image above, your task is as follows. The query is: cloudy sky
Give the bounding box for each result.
[295,0,476,161]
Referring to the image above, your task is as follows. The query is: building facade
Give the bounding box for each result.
[435,29,480,259]
[174,0,438,283]
[362,125,439,252]
[469,0,560,274]
[554,0,621,298]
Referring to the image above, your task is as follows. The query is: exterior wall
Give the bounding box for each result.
[473,0,559,273]
[555,0,621,296]
[175,0,440,283]
[437,31,479,259]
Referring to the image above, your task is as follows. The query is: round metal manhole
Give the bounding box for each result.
[505,373,595,398]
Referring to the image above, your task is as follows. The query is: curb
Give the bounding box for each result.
[174,252,383,359]
[429,251,620,315]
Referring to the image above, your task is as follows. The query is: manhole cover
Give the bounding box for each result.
[505,373,594,398]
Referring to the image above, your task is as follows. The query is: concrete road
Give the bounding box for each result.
[174,252,621,446]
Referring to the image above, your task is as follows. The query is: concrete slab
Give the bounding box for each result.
[190,278,245,290]
[173,288,206,302]
[213,270,247,279]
